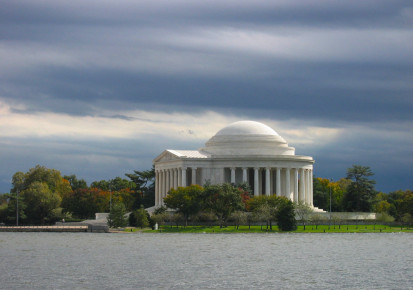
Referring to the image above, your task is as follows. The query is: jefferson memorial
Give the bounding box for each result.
[153,121,315,208]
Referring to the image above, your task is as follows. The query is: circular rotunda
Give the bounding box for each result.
[153,120,315,207]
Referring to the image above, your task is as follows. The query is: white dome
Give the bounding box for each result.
[200,120,295,156]
[215,121,280,136]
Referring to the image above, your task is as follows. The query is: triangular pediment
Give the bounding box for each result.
[153,150,182,163]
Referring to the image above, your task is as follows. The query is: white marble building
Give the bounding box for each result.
[153,121,316,208]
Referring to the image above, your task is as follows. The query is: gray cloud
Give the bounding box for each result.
[0,0,412,193]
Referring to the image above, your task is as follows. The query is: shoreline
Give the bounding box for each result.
[117,224,413,234]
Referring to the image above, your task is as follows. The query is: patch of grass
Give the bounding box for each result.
[136,224,413,234]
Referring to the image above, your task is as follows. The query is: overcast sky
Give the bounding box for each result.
[1,0,412,193]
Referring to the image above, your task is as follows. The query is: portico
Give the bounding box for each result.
[153,121,315,208]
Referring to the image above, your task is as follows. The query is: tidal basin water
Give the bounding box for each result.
[0,232,412,289]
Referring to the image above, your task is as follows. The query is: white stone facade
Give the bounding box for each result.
[153,121,315,207]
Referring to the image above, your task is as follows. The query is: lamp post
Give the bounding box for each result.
[16,189,19,226]
[329,178,332,225]
[110,188,112,212]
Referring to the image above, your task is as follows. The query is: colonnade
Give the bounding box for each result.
[155,167,196,206]
[155,166,313,207]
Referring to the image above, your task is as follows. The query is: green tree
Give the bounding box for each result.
[247,195,283,230]
[90,180,110,191]
[61,188,108,219]
[22,181,62,224]
[8,166,67,225]
[295,201,313,230]
[313,177,347,212]
[202,183,244,228]
[134,206,150,228]
[151,211,169,230]
[343,165,376,212]
[164,185,203,227]
[63,175,88,190]
[230,211,247,230]
[107,202,127,228]
[125,167,155,208]
[276,197,297,231]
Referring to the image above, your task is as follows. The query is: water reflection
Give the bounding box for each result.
[0,232,412,289]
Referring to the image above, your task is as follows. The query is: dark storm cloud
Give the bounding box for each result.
[1,0,412,122]
[1,0,411,29]
[0,0,412,193]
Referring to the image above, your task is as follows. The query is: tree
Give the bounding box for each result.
[164,185,203,226]
[295,201,313,230]
[125,167,155,209]
[247,195,283,230]
[276,197,297,231]
[134,206,150,228]
[253,203,272,230]
[61,188,109,219]
[202,183,245,228]
[313,177,347,212]
[63,175,88,190]
[343,165,377,212]
[90,180,111,191]
[230,211,247,230]
[151,211,168,230]
[8,166,67,225]
[107,202,127,228]
[22,181,62,224]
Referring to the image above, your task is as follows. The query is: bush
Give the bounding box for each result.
[276,198,297,231]
[107,202,127,228]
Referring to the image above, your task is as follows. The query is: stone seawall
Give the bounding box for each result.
[0,224,109,233]
[0,225,89,232]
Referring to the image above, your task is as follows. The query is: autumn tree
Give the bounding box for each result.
[63,175,88,190]
[313,177,348,212]
[61,188,110,219]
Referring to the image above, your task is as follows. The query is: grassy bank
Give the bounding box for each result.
[128,224,413,233]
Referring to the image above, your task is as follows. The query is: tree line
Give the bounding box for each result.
[0,164,412,226]
[313,165,412,223]
[111,183,298,231]
[0,165,155,225]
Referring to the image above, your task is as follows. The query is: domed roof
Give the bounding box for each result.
[215,121,280,137]
[200,120,295,156]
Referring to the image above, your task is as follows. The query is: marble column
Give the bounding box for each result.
[294,168,299,203]
[161,170,166,205]
[276,167,281,196]
[155,170,159,206]
[231,167,236,184]
[178,168,182,187]
[191,167,197,185]
[305,169,310,205]
[182,167,187,187]
[254,167,259,196]
[285,168,291,200]
[310,170,314,206]
[174,168,178,189]
[299,168,305,202]
[166,169,170,193]
[265,167,271,196]
[242,167,248,183]
[307,169,312,205]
